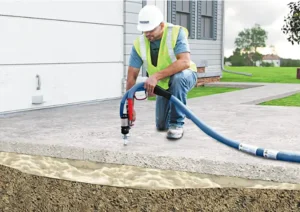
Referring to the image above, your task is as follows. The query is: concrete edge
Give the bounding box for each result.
[0,140,84,161]
[204,83,264,89]
[83,147,300,184]
[1,140,300,184]
[0,97,122,117]
[242,90,300,105]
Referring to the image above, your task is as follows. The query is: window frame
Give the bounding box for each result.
[167,0,218,40]
[197,0,218,40]
[167,0,196,39]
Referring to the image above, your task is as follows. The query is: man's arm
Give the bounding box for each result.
[152,52,190,81]
[152,27,191,81]
[126,66,140,91]
[126,45,143,122]
[143,27,191,95]
[126,46,143,91]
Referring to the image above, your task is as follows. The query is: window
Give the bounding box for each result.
[200,1,213,38]
[197,0,218,40]
[167,0,218,40]
[167,0,196,39]
[175,1,191,32]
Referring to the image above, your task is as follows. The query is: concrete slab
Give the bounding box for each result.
[1,82,300,184]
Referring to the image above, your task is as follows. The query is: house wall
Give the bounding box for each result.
[264,59,280,67]
[256,59,281,67]
[0,1,124,114]
[189,0,224,77]
[124,0,142,77]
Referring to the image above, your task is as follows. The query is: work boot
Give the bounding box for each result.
[167,126,184,140]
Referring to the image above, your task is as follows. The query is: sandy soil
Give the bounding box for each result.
[1,152,300,211]
[1,165,300,211]
[1,152,300,191]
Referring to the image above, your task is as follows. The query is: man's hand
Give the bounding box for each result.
[144,75,158,96]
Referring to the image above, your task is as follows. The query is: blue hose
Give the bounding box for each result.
[120,82,300,163]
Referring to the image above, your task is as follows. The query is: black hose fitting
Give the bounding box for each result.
[154,85,172,100]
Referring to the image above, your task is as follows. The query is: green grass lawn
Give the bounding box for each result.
[148,67,300,106]
[148,86,241,101]
[259,93,300,107]
[221,66,300,107]
[221,66,300,84]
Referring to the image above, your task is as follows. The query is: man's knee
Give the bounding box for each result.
[169,69,196,89]
[170,70,185,85]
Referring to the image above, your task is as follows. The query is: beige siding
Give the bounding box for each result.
[124,0,143,80]
[0,1,124,113]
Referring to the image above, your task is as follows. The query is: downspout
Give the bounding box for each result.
[220,0,252,77]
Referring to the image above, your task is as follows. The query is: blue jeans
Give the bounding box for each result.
[156,69,197,130]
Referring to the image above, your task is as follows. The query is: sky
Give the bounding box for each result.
[224,0,300,60]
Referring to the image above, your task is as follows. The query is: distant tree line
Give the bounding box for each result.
[280,58,300,67]
[224,48,263,66]
[225,53,300,67]
[225,12,300,67]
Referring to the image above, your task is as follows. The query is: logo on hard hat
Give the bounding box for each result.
[139,21,149,24]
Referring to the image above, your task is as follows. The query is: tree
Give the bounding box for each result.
[234,24,268,53]
[252,52,263,63]
[229,48,246,66]
[282,1,300,45]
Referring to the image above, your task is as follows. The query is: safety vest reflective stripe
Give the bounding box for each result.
[134,23,197,89]
[139,35,148,76]
[139,24,176,74]
[166,24,176,62]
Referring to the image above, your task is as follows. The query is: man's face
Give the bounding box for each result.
[144,23,164,42]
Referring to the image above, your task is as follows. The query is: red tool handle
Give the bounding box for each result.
[127,98,133,121]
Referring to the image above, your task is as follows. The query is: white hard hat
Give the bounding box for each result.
[137,5,164,32]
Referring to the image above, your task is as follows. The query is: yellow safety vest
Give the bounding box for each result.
[133,22,197,90]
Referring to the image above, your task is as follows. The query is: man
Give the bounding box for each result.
[126,5,197,140]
